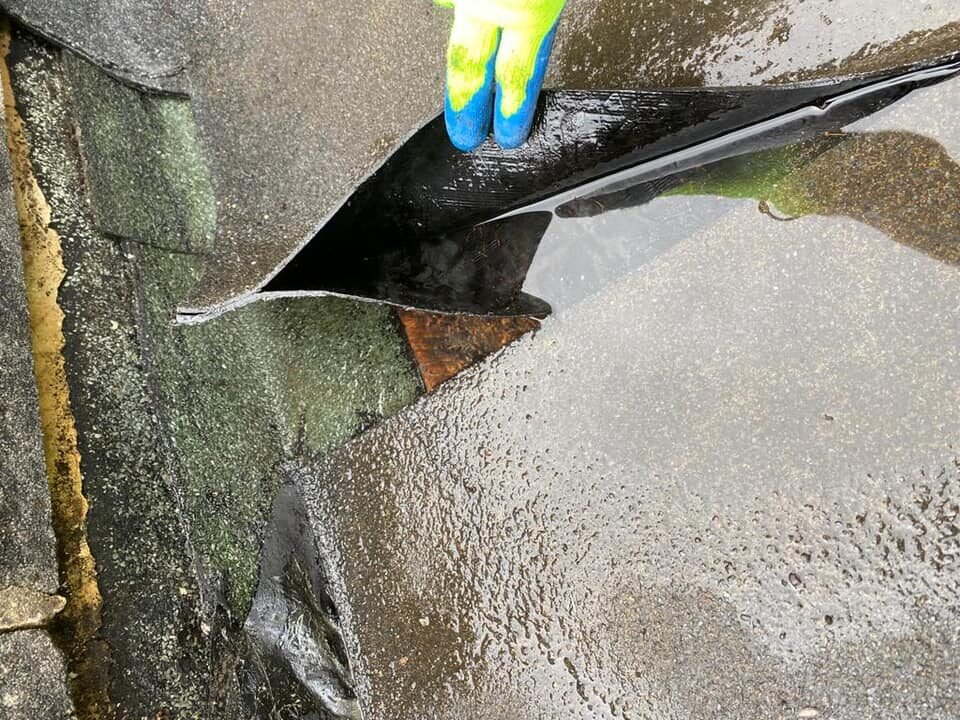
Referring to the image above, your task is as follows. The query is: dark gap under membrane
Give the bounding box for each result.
[244,52,960,320]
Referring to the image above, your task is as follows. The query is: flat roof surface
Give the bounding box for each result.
[298,78,960,718]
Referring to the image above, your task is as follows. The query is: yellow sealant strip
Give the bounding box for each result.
[0,21,113,719]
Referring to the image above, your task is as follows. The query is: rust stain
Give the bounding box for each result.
[1,20,113,719]
[397,309,540,392]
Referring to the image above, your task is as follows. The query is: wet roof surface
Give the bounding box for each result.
[3,0,957,312]
[2,3,959,717]
[291,78,960,718]
[183,0,960,314]
[0,0,198,91]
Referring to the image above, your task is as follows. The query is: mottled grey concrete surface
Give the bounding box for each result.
[299,79,960,719]
[0,83,59,597]
[0,631,75,719]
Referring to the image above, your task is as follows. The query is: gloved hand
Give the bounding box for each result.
[437,0,566,152]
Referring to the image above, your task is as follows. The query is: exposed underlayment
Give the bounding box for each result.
[398,311,540,392]
[245,57,960,328]
[0,22,111,719]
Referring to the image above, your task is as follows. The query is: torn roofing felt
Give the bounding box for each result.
[288,74,960,718]
[177,52,960,321]
[4,0,959,318]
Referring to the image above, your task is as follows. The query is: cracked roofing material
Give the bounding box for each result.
[295,78,960,719]
[0,4,958,717]
[1,1,958,315]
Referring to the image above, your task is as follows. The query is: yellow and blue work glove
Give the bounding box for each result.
[437,0,566,152]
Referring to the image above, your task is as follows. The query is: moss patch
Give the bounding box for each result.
[666,139,841,218]
[63,45,421,616]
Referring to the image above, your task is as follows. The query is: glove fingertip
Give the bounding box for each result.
[445,53,497,152]
[446,105,491,152]
[446,80,494,150]
[492,112,534,150]
[493,24,559,149]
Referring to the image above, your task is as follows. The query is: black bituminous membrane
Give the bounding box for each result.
[261,52,960,318]
[241,483,362,719]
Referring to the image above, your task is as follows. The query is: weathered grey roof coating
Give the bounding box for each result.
[0,631,75,719]
[0,90,59,596]
[1,1,958,312]
[0,0,198,91]
[298,81,960,719]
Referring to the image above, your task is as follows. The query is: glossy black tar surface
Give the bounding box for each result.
[261,53,960,317]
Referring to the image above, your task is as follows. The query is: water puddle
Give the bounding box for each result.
[527,111,960,312]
